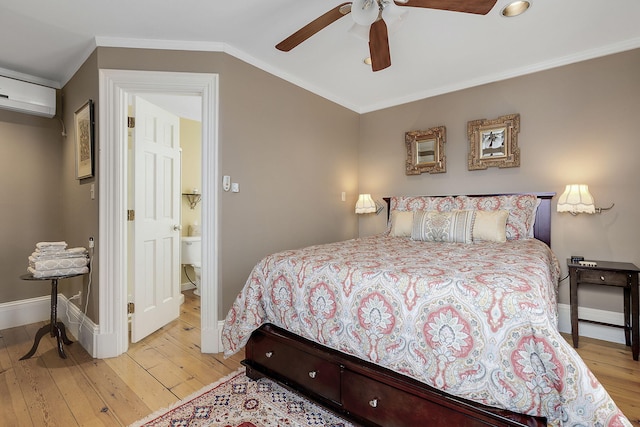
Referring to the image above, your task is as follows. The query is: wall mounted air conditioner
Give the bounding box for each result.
[0,75,56,118]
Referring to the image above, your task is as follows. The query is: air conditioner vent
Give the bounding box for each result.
[0,75,56,118]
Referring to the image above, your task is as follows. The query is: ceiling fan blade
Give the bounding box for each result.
[276,2,352,52]
[394,0,497,15]
[369,19,391,72]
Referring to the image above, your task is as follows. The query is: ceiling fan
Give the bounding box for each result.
[276,0,497,72]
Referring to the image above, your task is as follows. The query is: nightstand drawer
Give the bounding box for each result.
[577,269,628,286]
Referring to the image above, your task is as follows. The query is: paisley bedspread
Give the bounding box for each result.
[222,235,631,426]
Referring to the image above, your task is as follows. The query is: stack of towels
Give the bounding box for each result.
[28,241,89,278]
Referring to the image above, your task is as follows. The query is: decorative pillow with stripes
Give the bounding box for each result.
[411,210,474,243]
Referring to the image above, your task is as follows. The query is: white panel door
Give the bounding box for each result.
[131,96,182,343]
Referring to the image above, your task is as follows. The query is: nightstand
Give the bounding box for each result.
[568,260,640,361]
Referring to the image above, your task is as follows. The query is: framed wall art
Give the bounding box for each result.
[467,113,520,170]
[405,126,446,175]
[75,99,95,179]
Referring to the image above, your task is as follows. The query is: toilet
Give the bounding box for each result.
[181,236,201,296]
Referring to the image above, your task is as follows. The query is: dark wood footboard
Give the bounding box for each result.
[242,324,546,427]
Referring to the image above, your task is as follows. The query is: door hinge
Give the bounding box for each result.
[127,209,135,221]
[127,302,135,314]
[128,117,135,128]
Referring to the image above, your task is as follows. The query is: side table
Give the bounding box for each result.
[19,272,84,360]
[567,260,640,361]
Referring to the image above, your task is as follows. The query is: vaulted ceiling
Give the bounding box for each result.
[1,0,639,113]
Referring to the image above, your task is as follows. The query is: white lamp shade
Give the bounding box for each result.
[382,0,407,33]
[351,0,379,26]
[557,184,596,214]
[355,194,377,214]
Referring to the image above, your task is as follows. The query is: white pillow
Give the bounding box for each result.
[528,198,542,238]
[389,210,414,237]
[473,210,508,242]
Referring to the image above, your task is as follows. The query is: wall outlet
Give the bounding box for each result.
[89,237,94,248]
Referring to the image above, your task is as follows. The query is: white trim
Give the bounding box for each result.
[218,320,226,351]
[0,299,627,354]
[214,307,627,353]
[59,296,99,357]
[0,67,60,89]
[91,35,640,114]
[95,36,225,53]
[0,296,50,330]
[557,303,626,345]
[98,69,219,358]
[92,38,359,113]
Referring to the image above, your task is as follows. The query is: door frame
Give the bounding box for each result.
[97,69,219,357]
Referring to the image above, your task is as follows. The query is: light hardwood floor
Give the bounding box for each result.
[0,290,243,426]
[0,290,638,426]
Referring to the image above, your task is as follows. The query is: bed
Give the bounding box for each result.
[222,193,631,427]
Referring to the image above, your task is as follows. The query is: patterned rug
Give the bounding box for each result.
[130,368,355,427]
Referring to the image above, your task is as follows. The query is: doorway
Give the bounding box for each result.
[128,95,188,343]
[97,70,220,358]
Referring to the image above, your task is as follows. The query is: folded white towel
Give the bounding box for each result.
[29,256,89,270]
[27,266,89,279]
[31,247,88,260]
[65,247,87,254]
[36,241,68,250]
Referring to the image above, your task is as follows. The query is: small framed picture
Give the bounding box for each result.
[468,114,520,170]
[75,99,95,179]
[405,126,446,175]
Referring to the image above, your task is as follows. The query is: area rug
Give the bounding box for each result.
[130,368,355,427]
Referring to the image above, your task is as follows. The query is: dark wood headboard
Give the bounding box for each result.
[383,192,555,247]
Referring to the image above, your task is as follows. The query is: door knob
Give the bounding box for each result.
[173,224,182,231]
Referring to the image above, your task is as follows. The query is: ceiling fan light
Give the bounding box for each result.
[351,0,379,26]
[501,1,531,17]
[381,1,408,33]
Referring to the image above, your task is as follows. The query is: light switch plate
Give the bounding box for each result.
[231,183,239,193]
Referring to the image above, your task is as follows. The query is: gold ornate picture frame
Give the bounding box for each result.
[405,126,446,175]
[467,113,520,170]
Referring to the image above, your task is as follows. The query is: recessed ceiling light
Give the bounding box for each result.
[501,1,530,17]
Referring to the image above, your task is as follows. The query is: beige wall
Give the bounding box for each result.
[358,48,640,311]
[58,51,100,317]
[0,109,63,301]
[180,117,202,285]
[2,47,637,325]
[96,48,360,316]
[181,117,202,235]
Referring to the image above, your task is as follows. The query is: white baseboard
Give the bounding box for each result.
[0,295,99,357]
[218,320,225,351]
[0,296,50,330]
[2,298,627,357]
[557,303,626,344]
[213,307,628,353]
[58,295,99,357]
